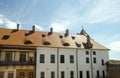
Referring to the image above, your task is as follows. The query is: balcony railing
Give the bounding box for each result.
[0,61,35,66]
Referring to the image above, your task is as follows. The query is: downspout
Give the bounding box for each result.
[90,49,93,78]
[76,48,78,78]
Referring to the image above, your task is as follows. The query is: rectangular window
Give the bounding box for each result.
[5,53,12,62]
[93,57,96,63]
[61,71,64,78]
[86,51,89,55]
[40,54,45,63]
[86,71,90,78]
[86,57,89,63]
[0,72,4,78]
[60,55,65,63]
[19,72,25,78]
[28,72,34,78]
[70,71,74,78]
[97,71,99,78]
[40,72,45,78]
[51,71,55,78]
[101,59,104,65]
[93,51,96,55]
[51,55,55,63]
[8,72,14,78]
[70,55,74,63]
[79,71,83,78]
[20,53,26,62]
[102,70,105,78]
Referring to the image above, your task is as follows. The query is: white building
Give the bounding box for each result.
[0,26,109,78]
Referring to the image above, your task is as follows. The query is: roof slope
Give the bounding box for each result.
[0,28,108,49]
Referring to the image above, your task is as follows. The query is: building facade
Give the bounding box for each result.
[0,25,109,78]
[106,60,120,78]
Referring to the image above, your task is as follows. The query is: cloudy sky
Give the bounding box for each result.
[0,0,120,60]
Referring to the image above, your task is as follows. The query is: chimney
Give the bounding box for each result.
[17,24,19,30]
[32,25,35,32]
[65,29,69,37]
[50,27,53,34]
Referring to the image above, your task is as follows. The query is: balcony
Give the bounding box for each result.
[0,61,35,66]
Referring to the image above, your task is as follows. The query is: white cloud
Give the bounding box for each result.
[108,41,120,52]
[83,0,120,23]
[34,24,44,31]
[0,15,19,29]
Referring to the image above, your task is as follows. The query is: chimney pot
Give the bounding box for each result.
[65,29,69,37]
[50,27,53,34]
[32,25,35,32]
[17,24,19,30]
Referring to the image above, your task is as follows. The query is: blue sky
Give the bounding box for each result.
[0,0,120,60]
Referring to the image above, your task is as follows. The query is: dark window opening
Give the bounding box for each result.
[93,51,96,55]
[5,53,12,62]
[2,35,10,40]
[86,57,89,63]
[79,71,83,78]
[61,71,64,78]
[51,55,55,63]
[40,54,45,63]
[101,59,104,65]
[28,72,34,78]
[75,42,81,47]
[24,40,33,44]
[51,71,55,78]
[86,71,90,78]
[60,55,65,63]
[70,71,74,78]
[59,35,63,39]
[41,72,44,78]
[42,34,46,37]
[70,55,74,63]
[102,70,105,78]
[71,36,75,40]
[20,53,26,62]
[93,57,96,63]
[43,42,51,45]
[63,43,70,46]
[19,72,25,78]
[86,51,89,55]
[97,71,99,78]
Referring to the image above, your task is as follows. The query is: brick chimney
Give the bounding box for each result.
[50,27,53,34]
[65,29,69,37]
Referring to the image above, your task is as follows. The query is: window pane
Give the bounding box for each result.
[97,71,99,78]
[40,54,45,63]
[86,51,89,55]
[61,71,64,78]
[41,72,44,78]
[86,57,89,63]
[79,71,83,78]
[60,55,64,63]
[93,57,96,63]
[20,53,26,62]
[8,72,14,78]
[70,71,74,78]
[93,51,96,55]
[70,55,74,63]
[101,59,104,65]
[19,72,25,78]
[86,71,90,78]
[51,71,55,78]
[102,70,105,78]
[28,72,34,78]
[51,55,55,63]
[5,53,12,62]
[0,72,4,78]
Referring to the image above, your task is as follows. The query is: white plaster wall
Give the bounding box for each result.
[36,47,58,78]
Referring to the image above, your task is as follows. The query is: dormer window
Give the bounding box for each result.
[24,40,33,44]
[2,35,10,40]
[63,43,70,46]
[42,34,46,37]
[59,35,63,39]
[43,41,51,45]
[71,36,75,40]
[75,42,81,47]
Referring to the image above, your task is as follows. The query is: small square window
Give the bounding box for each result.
[86,51,89,55]
[93,51,96,55]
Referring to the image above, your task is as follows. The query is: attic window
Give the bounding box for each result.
[63,43,70,46]
[2,35,10,40]
[42,34,46,37]
[24,40,33,44]
[59,35,63,39]
[71,36,75,40]
[43,41,51,45]
[75,42,81,47]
